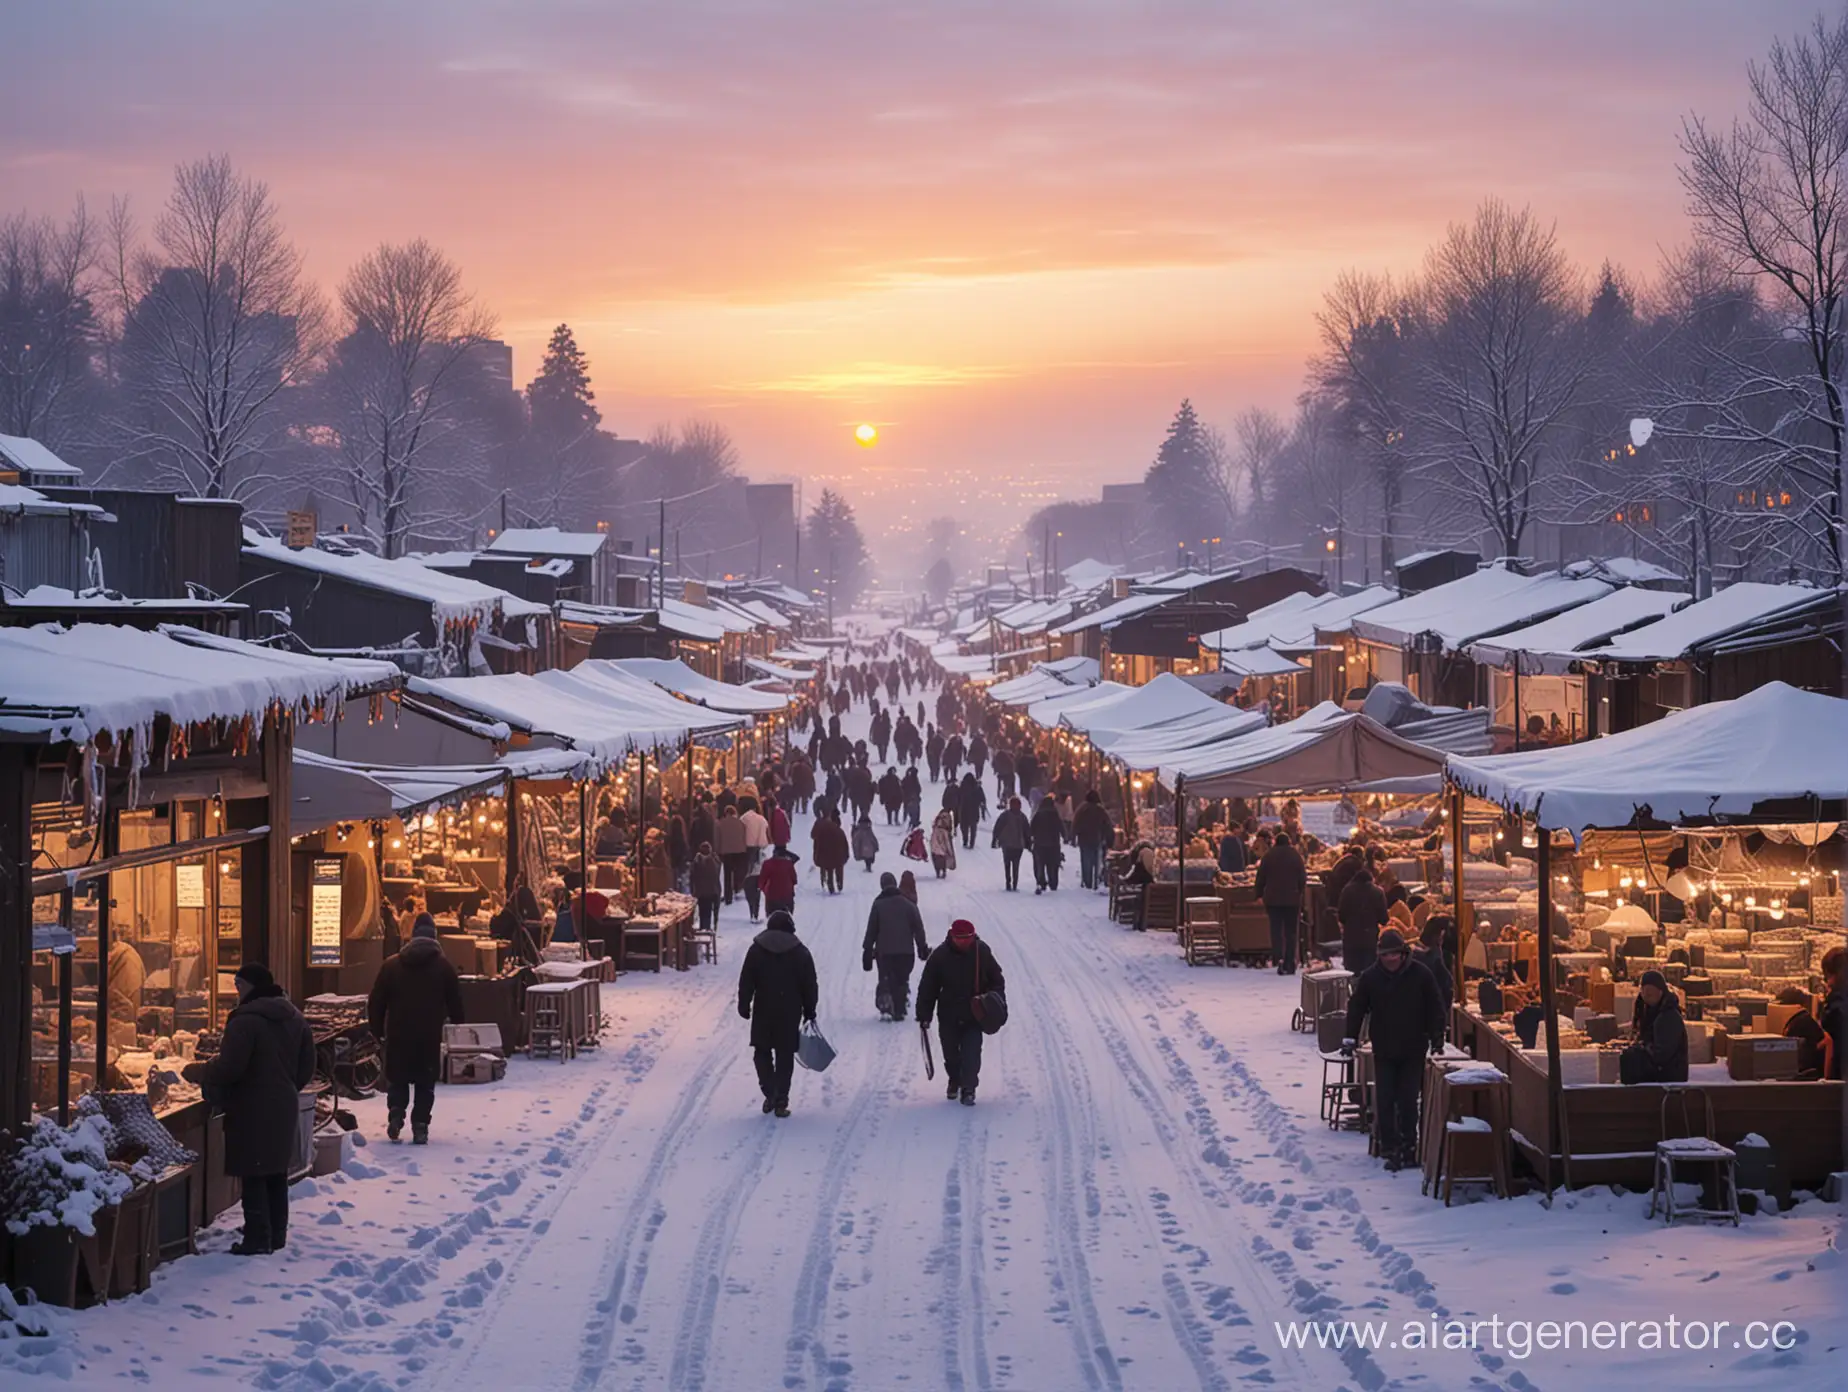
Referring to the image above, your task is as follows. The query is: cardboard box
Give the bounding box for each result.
[1589,981,1615,1014]
[444,1023,503,1052]
[444,1051,506,1084]
[1726,1034,1800,1081]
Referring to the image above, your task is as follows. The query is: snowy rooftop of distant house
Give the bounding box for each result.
[243,531,550,624]
[1350,566,1612,651]
[1467,586,1690,674]
[554,601,652,629]
[0,482,104,518]
[0,624,399,751]
[483,527,608,558]
[1061,558,1122,590]
[1203,586,1397,654]
[1,585,246,615]
[660,597,743,640]
[1566,556,1685,587]
[0,432,84,480]
[993,597,1075,634]
[1580,582,1833,664]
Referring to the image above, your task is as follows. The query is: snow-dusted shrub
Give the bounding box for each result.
[0,1115,132,1236]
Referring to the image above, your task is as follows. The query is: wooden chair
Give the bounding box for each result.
[1182,897,1228,966]
[1648,1087,1739,1226]
[687,916,718,965]
[621,922,665,973]
[1143,882,1181,932]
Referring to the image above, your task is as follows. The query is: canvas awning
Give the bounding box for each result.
[607,657,789,714]
[987,657,1099,706]
[1157,703,1450,798]
[1351,566,1611,651]
[746,655,816,682]
[1444,682,1848,836]
[1092,705,1270,769]
[290,751,516,834]
[1466,586,1690,674]
[1578,583,1833,664]
[1060,672,1233,742]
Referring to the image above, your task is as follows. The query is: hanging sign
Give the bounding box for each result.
[176,862,207,909]
[309,857,344,966]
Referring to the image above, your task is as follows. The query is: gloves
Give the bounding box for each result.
[918,947,929,963]
[738,1004,751,1021]
[803,1011,817,1025]
[863,953,874,972]
[1340,1038,1356,1057]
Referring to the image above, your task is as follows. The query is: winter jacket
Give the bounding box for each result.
[862,886,929,962]
[991,750,1016,781]
[367,937,466,1087]
[740,809,770,850]
[1631,992,1690,1082]
[1073,801,1114,848]
[1323,851,1366,905]
[1015,754,1041,797]
[991,808,1030,852]
[737,924,819,1050]
[878,771,903,807]
[1822,987,1844,1081]
[929,815,957,864]
[1338,872,1390,972]
[917,937,1005,1030]
[1028,800,1065,854]
[1344,957,1446,1062]
[1412,945,1453,1009]
[812,819,851,871]
[769,805,791,848]
[1253,842,1307,909]
[956,778,987,826]
[186,987,315,1177]
[714,811,748,856]
[689,809,716,857]
[1217,834,1248,874]
[852,822,881,861]
[690,850,724,900]
[758,852,800,903]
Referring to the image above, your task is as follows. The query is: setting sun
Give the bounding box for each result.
[854,423,879,447]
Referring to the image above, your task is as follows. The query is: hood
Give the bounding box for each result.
[401,937,446,967]
[754,926,801,954]
[875,884,905,901]
[235,991,302,1025]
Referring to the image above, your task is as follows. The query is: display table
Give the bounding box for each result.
[459,972,530,1052]
[524,979,601,1056]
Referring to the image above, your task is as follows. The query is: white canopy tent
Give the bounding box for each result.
[1577,582,1830,664]
[607,657,789,714]
[1090,704,1270,769]
[1351,566,1611,651]
[1025,681,1135,730]
[1444,682,1848,838]
[1156,703,1450,798]
[746,655,816,682]
[1060,672,1236,743]
[1466,586,1689,674]
[987,657,1099,707]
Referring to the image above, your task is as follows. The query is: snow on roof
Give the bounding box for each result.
[3,585,246,614]
[1203,588,1393,656]
[663,596,751,638]
[654,599,728,643]
[1061,558,1122,590]
[728,598,793,630]
[1446,682,1848,835]
[939,652,1004,676]
[987,657,1100,706]
[0,624,397,761]
[898,626,942,644]
[244,533,550,624]
[1581,583,1830,664]
[1053,590,1171,636]
[555,600,652,629]
[1157,704,1449,798]
[1391,548,1465,571]
[1026,681,1136,729]
[0,433,84,479]
[1467,586,1691,674]
[993,598,1074,634]
[483,527,608,558]
[1092,704,1270,768]
[1350,566,1612,651]
[745,655,816,682]
[1064,672,1244,743]
[1215,646,1309,679]
[290,751,515,834]
[0,483,103,518]
[607,657,789,714]
[1566,556,1685,587]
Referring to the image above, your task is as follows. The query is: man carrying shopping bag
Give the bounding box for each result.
[737,909,819,1118]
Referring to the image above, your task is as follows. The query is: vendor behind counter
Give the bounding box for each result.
[1619,969,1688,1085]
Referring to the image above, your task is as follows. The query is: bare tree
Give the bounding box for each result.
[0,201,100,448]
[1680,10,1848,582]
[108,156,326,499]
[1233,406,1288,521]
[1409,199,1590,558]
[323,239,494,557]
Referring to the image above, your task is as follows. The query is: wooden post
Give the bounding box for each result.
[0,744,32,1131]
[1449,784,1467,1012]
[1536,827,1564,1196]
[579,779,590,920]
[1174,775,1186,887]
[263,710,296,999]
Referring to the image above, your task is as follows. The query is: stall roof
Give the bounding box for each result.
[1026,681,1136,729]
[290,751,515,834]
[1445,682,1848,835]
[1060,672,1234,741]
[898,626,942,644]
[939,651,1004,676]
[987,657,1099,706]
[554,600,652,630]
[992,597,1074,634]
[1157,703,1450,798]
[1053,590,1172,636]
[244,532,550,624]
[1,585,248,618]
[607,657,789,713]
[1301,585,1403,640]
[483,527,608,558]
[1466,586,1690,674]
[655,599,729,643]
[1350,566,1611,650]
[745,655,816,682]
[1216,647,1310,679]
[0,483,105,518]
[1579,582,1832,664]
[0,624,399,750]
[1199,591,1324,652]
[0,433,85,479]
[1092,705,1270,768]
[1061,558,1123,590]
[726,598,793,631]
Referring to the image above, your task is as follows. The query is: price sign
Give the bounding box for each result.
[309,857,344,966]
[176,862,207,909]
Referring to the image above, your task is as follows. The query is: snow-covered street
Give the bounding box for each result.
[16,714,1843,1392]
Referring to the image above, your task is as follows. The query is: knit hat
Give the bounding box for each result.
[1638,968,1668,991]
[1376,928,1408,954]
[767,909,797,934]
[234,962,274,991]
[948,919,977,944]
[412,912,439,940]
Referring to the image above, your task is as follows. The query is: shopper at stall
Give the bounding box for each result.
[181,963,315,1254]
[863,871,930,1020]
[1820,946,1845,1081]
[1620,970,1689,1084]
[367,913,465,1145]
[992,745,1016,800]
[917,918,1006,1106]
[1253,828,1307,974]
[1338,863,1389,974]
[714,803,749,904]
[737,908,819,1118]
[1342,928,1445,1171]
[1073,790,1114,890]
[1029,794,1064,892]
[691,840,724,937]
[758,845,800,916]
[1217,822,1249,875]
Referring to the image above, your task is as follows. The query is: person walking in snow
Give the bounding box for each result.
[917,919,1006,1106]
[900,765,923,827]
[925,725,945,783]
[991,745,1016,801]
[929,807,958,878]
[1342,928,1445,1171]
[738,909,819,1118]
[991,795,1029,891]
[852,813,881,872]
[863,871,930,1020]
[1028,794,1065,893]
[1072,789,1114,890]
[955,770,986,849]
[758,845,801,917]
[812,810,851,893]
[690,840,724,937]
[366,913,466,1145]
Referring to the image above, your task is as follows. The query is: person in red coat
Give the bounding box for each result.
[758,847,801,915]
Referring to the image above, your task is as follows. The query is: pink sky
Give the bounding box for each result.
[3,1,1819,539]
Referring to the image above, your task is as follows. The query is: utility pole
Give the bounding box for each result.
[499,491,508,537]
[827,543,836,631]
[658,496,667,608]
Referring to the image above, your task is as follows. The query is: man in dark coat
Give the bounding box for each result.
[1323,843,1366,904]
[1072,790,1114,890]
[737,909,819,1117]
[955,772,987,849]
[1338,866,1389,974]
[368,913,466,1144]
[991,746,1016,800]
[1028,794,1065,893]
[900,766,923,826]
[1015,750,1042,804]
[1343,928,1445,1171]
[1254,829,1308,974]
[1622,970,1689,1084]
[879,767,904,824]
[1819,946,1845,1081]
[968,731,988,781]
[862,872,930,1019]
[991,796,1030,890]
[925,726,945,782]
[917,918,1005,1105]
[182,963,315,1254]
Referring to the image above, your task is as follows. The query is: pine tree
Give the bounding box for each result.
[1144,398,1223,560]
[805,488,872,609]
[527,323,599,441]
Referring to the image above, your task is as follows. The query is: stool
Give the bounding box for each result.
[1421,1068,1512,1200]
[688,919,718,964]
[1320,1052,1363,1130]
[1441,1120,1500,1206]
[621,924,664,973]
[1649,1087,1739,1225]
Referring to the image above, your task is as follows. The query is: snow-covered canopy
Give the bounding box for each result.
[1059,673,1231,742]
[654,599,728,643]
[1350,566,1612,652]
[1579,583,1830,664]
[1092,704,1270,769]
[2,585,245,617]
[1445,682,1848,836]
[939,651,1004,676]
[1467,586,1689,674]
[772,643,830,663]
[554,601,651,630]
[0,432,84,480]
[898,626,941,644]
[725,598,793,631]
[1215,647,1309,679]
[0,624,400,759]
[1565,556,1684,587]
[290,751,515,834]
[1026,681,1135,730]
[1053,590,1170,636]
[987,657,1099,706]
[608,657,789,714]
[483,528,607,558]
[244,533,549,625]
[991,597,1074,635]
[1356,683,1494,756]
[1061,558,1122,590]
[745,655,816,682]
[1157,704,1450,799]
[1297,585,1403,640]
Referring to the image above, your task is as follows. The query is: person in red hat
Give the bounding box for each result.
[917,918,1005,1105]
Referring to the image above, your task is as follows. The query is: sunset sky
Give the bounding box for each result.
[3,0,1823,540]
